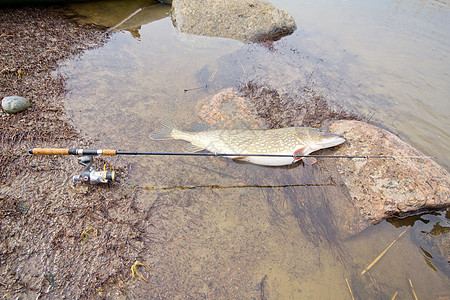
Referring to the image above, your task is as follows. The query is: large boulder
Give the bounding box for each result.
[171,0,297,43]
[328,120,450,224]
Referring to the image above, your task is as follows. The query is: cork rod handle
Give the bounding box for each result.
[29,148,70,155]
[29,148,117,156]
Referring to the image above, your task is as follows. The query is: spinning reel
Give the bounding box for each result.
[73,156,116,184]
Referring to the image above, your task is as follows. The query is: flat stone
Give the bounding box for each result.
[328,120,450,224]
[2,95,31,114]
[171,0,297,42]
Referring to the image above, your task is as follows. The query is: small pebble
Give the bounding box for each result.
[1,95,31,114]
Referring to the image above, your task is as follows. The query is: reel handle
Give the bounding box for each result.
[29,148,117,156]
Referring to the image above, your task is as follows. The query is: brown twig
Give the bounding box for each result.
[131,261,151,283]
[409,278,418,300]
[345,278,355,300]
[361,227,409,275]
[183,85,207,93]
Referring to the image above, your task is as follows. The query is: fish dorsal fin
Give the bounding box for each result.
[183,143,205,153]
[189,123,215,132]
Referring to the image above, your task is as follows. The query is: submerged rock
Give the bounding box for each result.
[171,0,297,43]
[196,87,267,129]
[1,96,31,114]
[328,120,450,225]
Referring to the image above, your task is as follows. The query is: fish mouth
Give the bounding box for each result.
[317,134,346,149]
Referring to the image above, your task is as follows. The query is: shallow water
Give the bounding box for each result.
[58,0,450,298]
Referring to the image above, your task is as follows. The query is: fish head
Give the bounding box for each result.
[295,127,346,152]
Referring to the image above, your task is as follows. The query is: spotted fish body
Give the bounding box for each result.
[150,121,345,166]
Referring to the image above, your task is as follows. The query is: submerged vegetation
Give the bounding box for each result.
[238,81,361,129]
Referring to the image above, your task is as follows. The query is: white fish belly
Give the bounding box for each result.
[238,156,296,166]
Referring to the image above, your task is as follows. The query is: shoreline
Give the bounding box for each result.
[0,5,109,184]
[0,6,141,298]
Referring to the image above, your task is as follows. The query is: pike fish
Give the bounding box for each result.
[150,121,345,166]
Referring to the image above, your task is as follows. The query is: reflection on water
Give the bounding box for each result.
[403,0,450,12]
[65,0,170,39]
[390,208,450,277]
[58,0,450,298]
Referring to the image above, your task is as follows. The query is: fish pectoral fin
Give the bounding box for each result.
[183,144,205,153]
[293,146,307,161]
[294,146,317,165]
[302,157,317,166]
[232,156,248,162]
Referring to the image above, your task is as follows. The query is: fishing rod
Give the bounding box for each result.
[28,148,435,184]
[28,148,433,159]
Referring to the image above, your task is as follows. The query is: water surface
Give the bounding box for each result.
[273,0,450,169]
[58,0,450,298]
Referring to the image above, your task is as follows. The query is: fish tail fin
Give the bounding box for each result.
[150,120,180,140]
